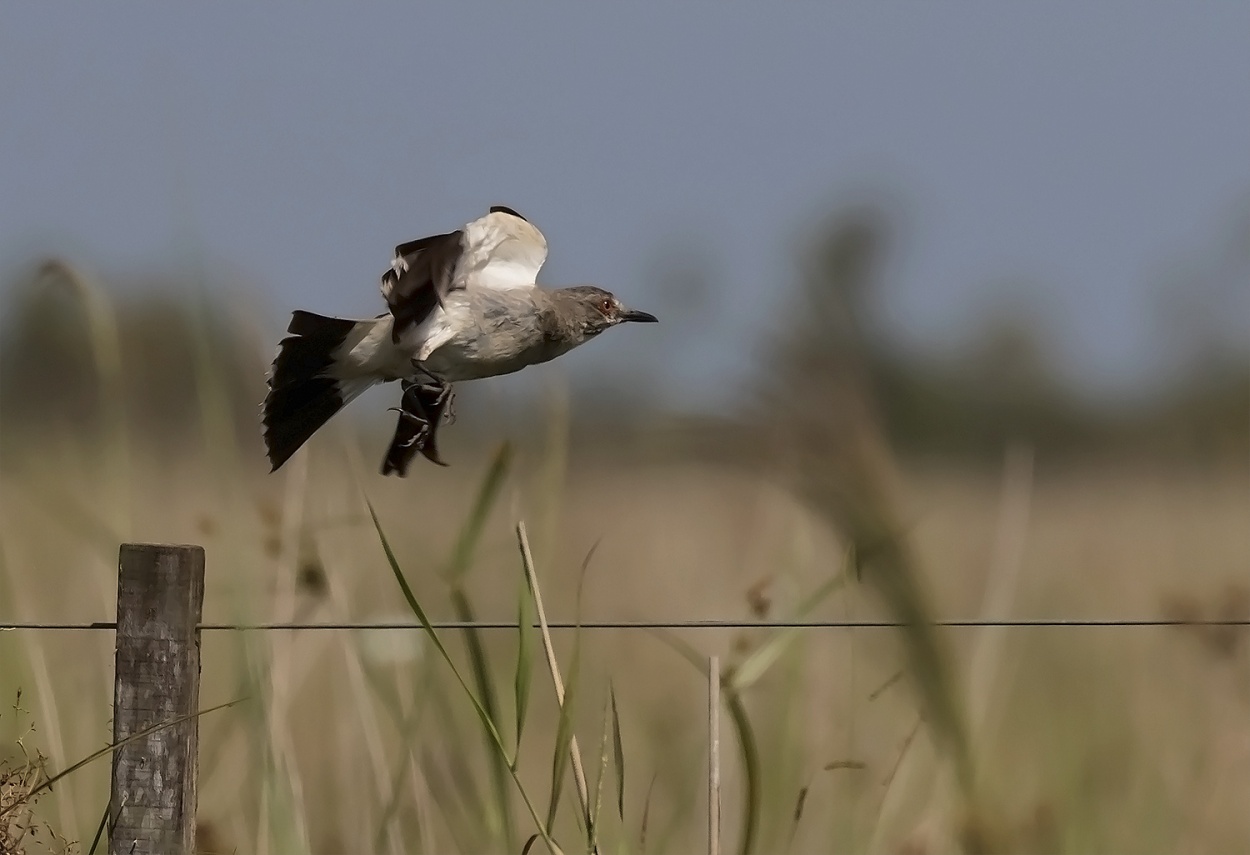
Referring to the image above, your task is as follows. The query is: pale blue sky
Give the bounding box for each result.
[3,4,1248,409]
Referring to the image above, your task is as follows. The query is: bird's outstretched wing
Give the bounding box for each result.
[379,206,546,340]
[380,229,463,340]
[460,206,548,290]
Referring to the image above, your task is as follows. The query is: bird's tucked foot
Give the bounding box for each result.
[430,382,455,425]
[415,381,455,464]
[380,377,456,476]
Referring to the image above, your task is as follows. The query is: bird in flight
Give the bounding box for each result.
[262,206,658,476]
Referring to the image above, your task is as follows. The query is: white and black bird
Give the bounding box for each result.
[262,206,658,476]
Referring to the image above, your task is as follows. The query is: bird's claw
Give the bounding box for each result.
[386,406,430,429]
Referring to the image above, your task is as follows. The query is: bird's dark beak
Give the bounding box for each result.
[620,308,658,323]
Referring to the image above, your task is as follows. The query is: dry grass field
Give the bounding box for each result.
[2,416,1247,853]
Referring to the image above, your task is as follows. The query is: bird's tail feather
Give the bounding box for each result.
[263,310,375,471]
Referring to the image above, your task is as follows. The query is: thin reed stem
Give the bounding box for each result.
[516,521,599,855]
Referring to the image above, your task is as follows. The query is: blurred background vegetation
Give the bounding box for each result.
[3,204,1245,469]
[2,214,1248,855]
[2,204,1247,853]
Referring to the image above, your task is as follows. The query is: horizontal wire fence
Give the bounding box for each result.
[3,618,1248,631]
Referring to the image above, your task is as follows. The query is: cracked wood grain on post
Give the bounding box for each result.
[110,544,204,855]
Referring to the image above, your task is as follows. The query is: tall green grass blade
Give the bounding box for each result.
[722,686,762,855]
[638,772,657,854]
[571,543,594,844]
[514,579,536,766]
[577,539,601,598]
[589,696,610,851]
[450,586,513,845]
[441,447,517,847]
[365,496,487,724]
[729,565,848,692]
[364,496,563,855]
[545,642,580,836]
[609,685,625,822]
[753,627,813,851]
[86,800,109,855]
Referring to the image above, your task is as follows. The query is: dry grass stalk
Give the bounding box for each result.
[1,700,72,855]
[707,655,721,855]
[515,521,598,854]
[0,751,46,855]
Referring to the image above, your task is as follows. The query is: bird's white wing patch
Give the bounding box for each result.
[459,210,548,290]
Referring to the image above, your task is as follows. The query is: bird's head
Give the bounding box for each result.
[555,286,658,340]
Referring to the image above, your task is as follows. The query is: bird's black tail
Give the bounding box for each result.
[262,310,364,472]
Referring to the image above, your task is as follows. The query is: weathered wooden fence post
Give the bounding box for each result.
[110,543,204,855]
